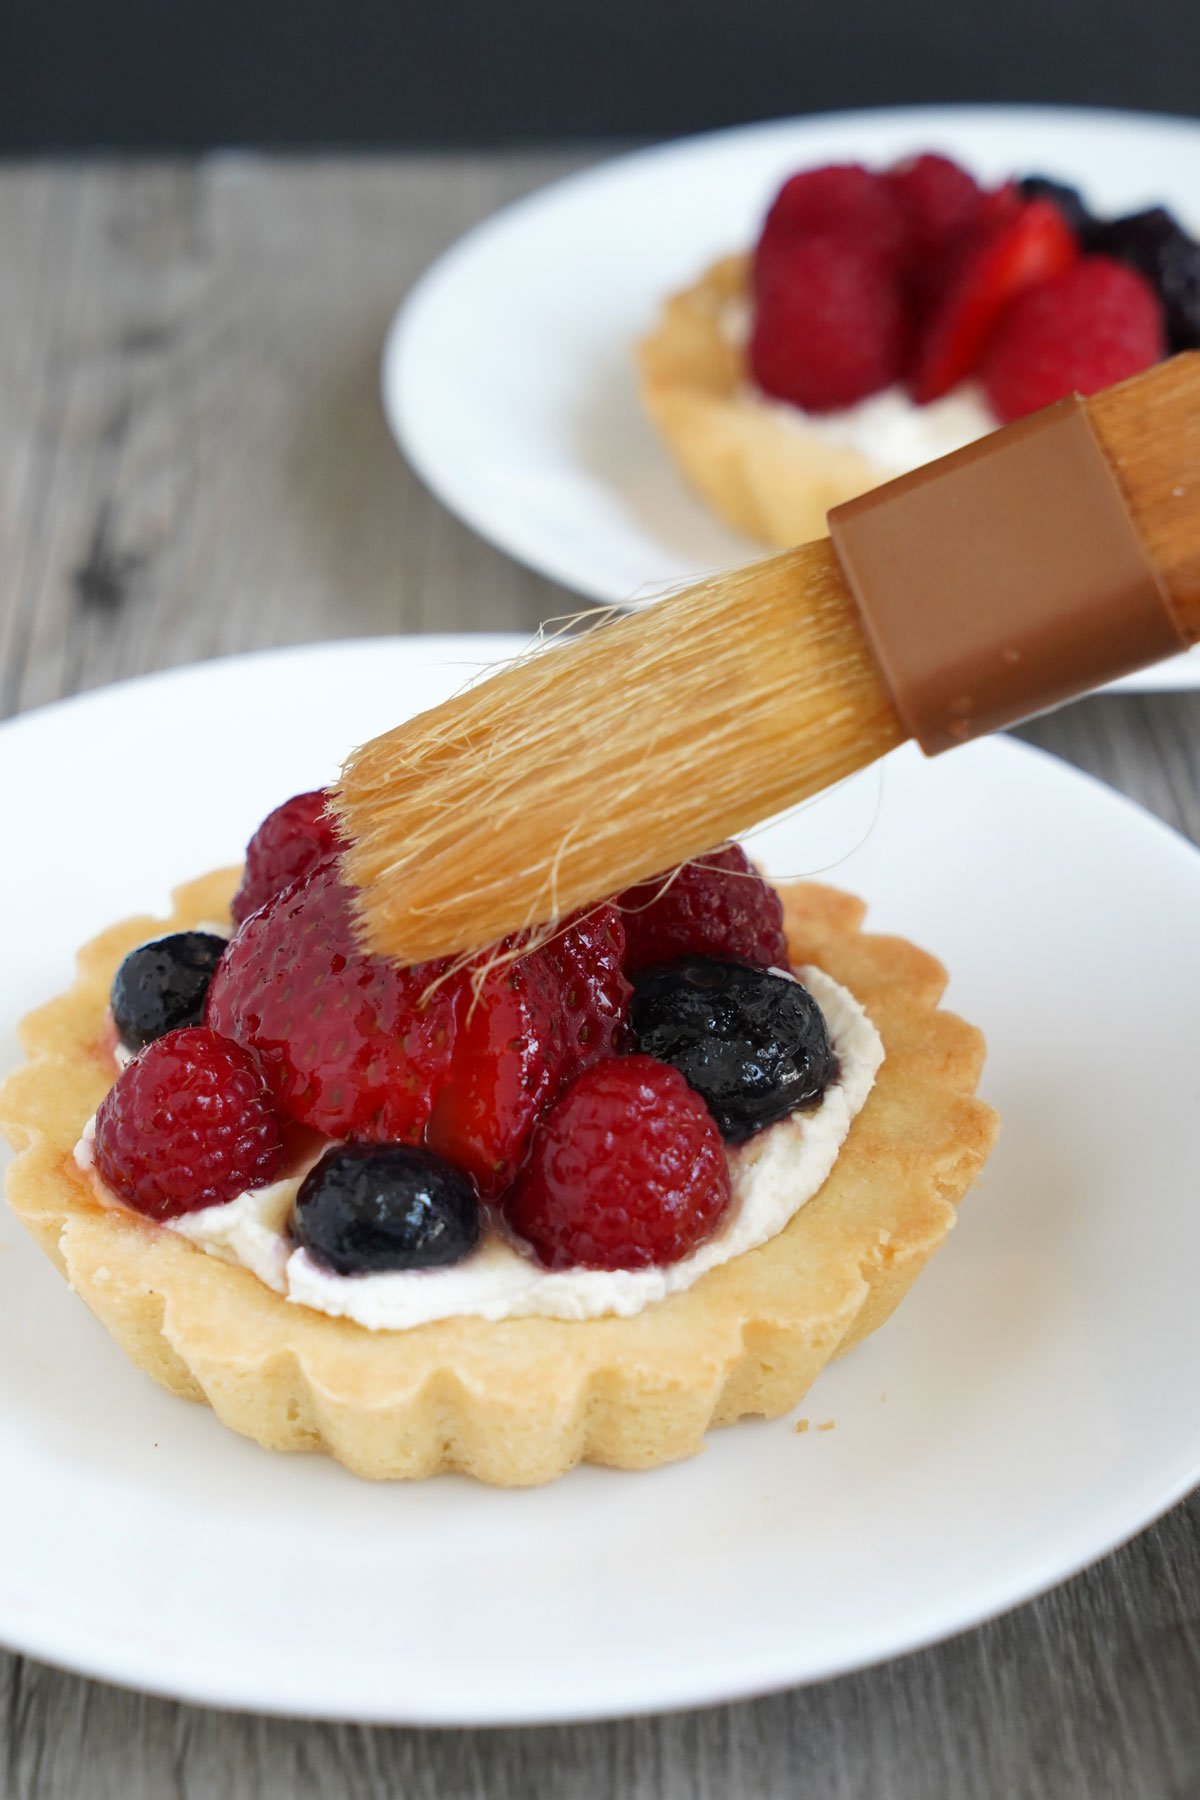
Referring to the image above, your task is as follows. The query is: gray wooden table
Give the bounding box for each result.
[1,153,1198,1800]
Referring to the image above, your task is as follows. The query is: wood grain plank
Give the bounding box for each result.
[0,156,1198,1800]
[0,155,586,724]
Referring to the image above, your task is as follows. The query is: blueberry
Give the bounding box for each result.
[111,931,228,1050]
[1086,206,1200,350]
[629,957,836,1143]
[292,1144,480,1275]
[1018,175,1096,240]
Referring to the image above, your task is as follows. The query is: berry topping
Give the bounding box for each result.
[425,907,629,1195]
[618,845,787,975]
[629,959,836,1143]
[292,1143,480,1275]
[908,195,1078,403]
[1017,174,1097,242]
[94,1026,283,1219]
[231,790,341,927]
[757,164,910,272]
[505,1056,731,1271]
[750,235,911,413]
[1085,207,1200,351]
[887,153,984,260]
[206,861,459,1143]
[110,931,228,1051]
[536,904,631,1082]
[425,946,565,1197]
[981,255,1165,424]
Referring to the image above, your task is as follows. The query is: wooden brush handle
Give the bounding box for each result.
[1088,351,1200,642]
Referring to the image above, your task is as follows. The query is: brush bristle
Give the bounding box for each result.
[336,540,903,964]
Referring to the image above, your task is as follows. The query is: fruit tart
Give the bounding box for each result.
[0,794,997,1486]
[639,154,1199,547]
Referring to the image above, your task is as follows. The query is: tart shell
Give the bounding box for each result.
[637,254,889,549]
[0,871,998,1486]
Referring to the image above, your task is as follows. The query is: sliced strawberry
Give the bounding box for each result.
[206,862,460,1145]
[909,196,1078,402]
[425,952,565,1198]
[909,181,1020,324]
[537,904,631,1084]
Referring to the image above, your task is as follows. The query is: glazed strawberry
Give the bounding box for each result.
[981,256,1165,423]
[93,1026,283,1219]
[886,153,984,261]
[505,1057,731,1270]
[426,948,565,1197]
[751,236,910,412]
[538,904,631,1081]
[909,195,1078,402]
[231,790,342,926]
[618,845,787,975]
[757,165,910,276]
[206,862,459,1143]
[426,907,630,1194]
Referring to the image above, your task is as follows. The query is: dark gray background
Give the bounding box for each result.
[3,0,1198,151]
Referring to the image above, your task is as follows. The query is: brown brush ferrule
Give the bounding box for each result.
[827,393,1187,754]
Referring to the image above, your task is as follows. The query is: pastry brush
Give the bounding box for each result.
[337,355,1200,964]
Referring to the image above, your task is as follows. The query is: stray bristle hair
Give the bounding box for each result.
[335,540,903,964]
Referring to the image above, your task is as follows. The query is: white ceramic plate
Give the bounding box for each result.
[2,634,1200,1725]
[385,105,1200,694]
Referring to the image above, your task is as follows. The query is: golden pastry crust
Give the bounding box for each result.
[637,254,889,548]
[0,871,997,1486]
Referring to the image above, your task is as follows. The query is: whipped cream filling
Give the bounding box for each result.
[748,381,993,474]
[718,294,995,475]
[76,966,883,1331]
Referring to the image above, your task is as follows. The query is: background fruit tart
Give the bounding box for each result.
[639,152,1200,547]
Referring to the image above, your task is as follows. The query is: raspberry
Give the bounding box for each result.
[1086,208,1200,352]
[206,862,460,1143]
[757,165,910,275]
[981,256,1165,424]
[886,153,984,260]
[750,236,910,412]
[618,845,787,975]
[505,1057,731,1270]
[231,790,341,927]
[94,1026,283,1219]
[426,946,565,1197]
[538,904,631,1082]
[908,195,1078,403]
